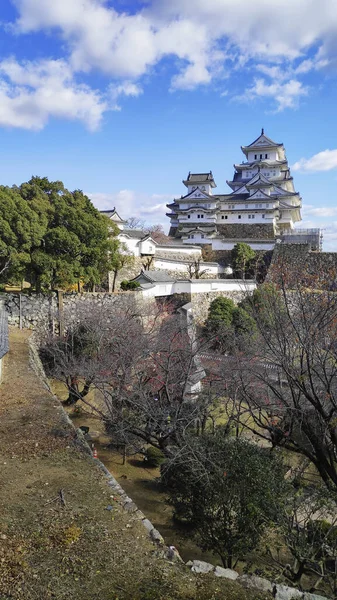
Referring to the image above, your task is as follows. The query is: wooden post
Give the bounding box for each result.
[58,290,64,337]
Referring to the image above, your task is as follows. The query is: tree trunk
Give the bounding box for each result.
[112,270,118,292]
[63,378,92,406]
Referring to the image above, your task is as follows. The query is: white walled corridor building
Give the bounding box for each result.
[166,130,320,251]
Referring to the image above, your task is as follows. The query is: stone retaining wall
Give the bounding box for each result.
[191,290,249,325]
[4,291,125,330]
[267,243,337,288]
[217,223,275,240]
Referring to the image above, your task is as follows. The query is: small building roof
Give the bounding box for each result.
[176,187,215,201]
[120,228,144,239]
[183,172,217,188]
[0,309,9,360]
[132,270,175,283]
[100,208,126,223]
[241,129,283,156]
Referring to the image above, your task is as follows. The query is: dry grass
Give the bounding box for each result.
[0,328,270,600]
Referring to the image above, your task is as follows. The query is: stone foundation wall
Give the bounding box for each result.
[216,223,275,240]
[191,289,250,325]
[155,250,201,261]
[267,243,337,288]
[4,292,126,330]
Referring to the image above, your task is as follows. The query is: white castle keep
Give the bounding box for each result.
[167,130,321,251]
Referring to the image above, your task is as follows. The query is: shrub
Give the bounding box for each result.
[144,447,165,468]
[120,280,141,291]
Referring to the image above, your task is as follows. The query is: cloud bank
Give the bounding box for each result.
[293,149,337,172]
[0,0,335,128]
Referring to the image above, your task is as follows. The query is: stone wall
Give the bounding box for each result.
[216,223,275,240]
[4,291,125,330]
[155,249,201,261]
[191,289,250,325]
[267,243,337,288]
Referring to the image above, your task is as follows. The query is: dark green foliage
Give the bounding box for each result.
[120,280,141,291]
[163,430,286,568]
[206,297,256,352]
[0,176,122,290]
[238,283,284,331]
[206,297,235,331]
[231,243,256,279]
[144,446,166,467]
[232,306,257,336]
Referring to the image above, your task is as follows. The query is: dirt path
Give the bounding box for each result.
[0,328,269,600]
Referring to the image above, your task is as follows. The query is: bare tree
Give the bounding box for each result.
[187,258,209,279]
[126,217,146,230]
[267,487,337,594]
[229,267,337,491]
[39,299,222,458]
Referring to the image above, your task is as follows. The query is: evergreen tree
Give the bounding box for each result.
[231,242,256,279]
[0,176,122,291]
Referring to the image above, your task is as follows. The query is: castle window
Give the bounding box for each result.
[201,214,204,218]
[225,215,228,219]
[221,215,224,219]
[254,154,257,159]
[238,215,241,219]
[262,214,265,218]
[188,215,190,219]
[197,214,200,218]
[260,154,263,159]
[265,154,268,159]
[201,234,205,239]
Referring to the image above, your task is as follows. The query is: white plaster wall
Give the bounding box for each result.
[141,279,256,299]
[139,238,155,255]
[156,245,201,256]
[187,184,212,195]
[217,213,273,224]
[118,235,140,257]
[153,258,220,275]
[180,213,216,224]
[247,150,278,162]
[211,239,275,251]
[183,234,209,244]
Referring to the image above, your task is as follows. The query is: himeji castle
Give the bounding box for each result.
[167,130,321,251]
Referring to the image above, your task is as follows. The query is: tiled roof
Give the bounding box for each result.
[0,308,9,360]
[186,172,214,182]
[121,228,145,239]
[100,208,126,222]
[134,270,175,283]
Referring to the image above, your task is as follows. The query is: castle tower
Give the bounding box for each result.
[166,130,302,250]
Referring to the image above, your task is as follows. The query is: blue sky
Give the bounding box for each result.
[1,1,337,249]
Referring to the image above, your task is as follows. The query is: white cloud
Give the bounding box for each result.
[88,189,174,229]
[303,206,337,217]
[293,149,337,172]
[0,57,144,130]
[298,214,337,251]
[11,0,337,99]
[0,58,108,130]
[241,78,309,111]
[109,81,143,110]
